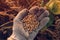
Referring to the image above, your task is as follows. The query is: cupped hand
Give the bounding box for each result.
[13,6,50,40]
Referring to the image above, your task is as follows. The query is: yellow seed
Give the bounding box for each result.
[22,14,39,33]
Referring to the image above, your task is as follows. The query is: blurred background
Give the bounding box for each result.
[0,0,60,40]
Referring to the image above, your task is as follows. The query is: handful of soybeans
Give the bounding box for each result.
[22,14,39,33]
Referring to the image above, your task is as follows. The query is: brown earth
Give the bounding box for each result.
[0,0,60,40]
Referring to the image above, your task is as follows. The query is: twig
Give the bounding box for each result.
[28,1,37,9]
[25,0,30,5]
[46,29,57,37]
[0,21,13,28]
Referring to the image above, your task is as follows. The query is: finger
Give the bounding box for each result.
[36,7,46,17]
[36,17,49,32]
[38,10,49,21]
[29,6,39,14]
[14,9,29,21]
[28,17,49,40]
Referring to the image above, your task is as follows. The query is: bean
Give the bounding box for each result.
[22,14,39,33]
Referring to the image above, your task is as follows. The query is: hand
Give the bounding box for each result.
[9,6,50,40]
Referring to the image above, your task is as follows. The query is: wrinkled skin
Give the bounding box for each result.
[7,6,50,40]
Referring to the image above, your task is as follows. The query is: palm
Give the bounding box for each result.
[13,6,49,40]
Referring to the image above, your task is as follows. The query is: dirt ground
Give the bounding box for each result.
[0,0,60,40]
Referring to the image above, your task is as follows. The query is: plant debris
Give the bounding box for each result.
[0,0,60,40]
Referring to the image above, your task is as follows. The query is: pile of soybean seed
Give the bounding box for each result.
[22,14,39,33]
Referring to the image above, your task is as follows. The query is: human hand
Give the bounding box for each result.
[13,6,49,40]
